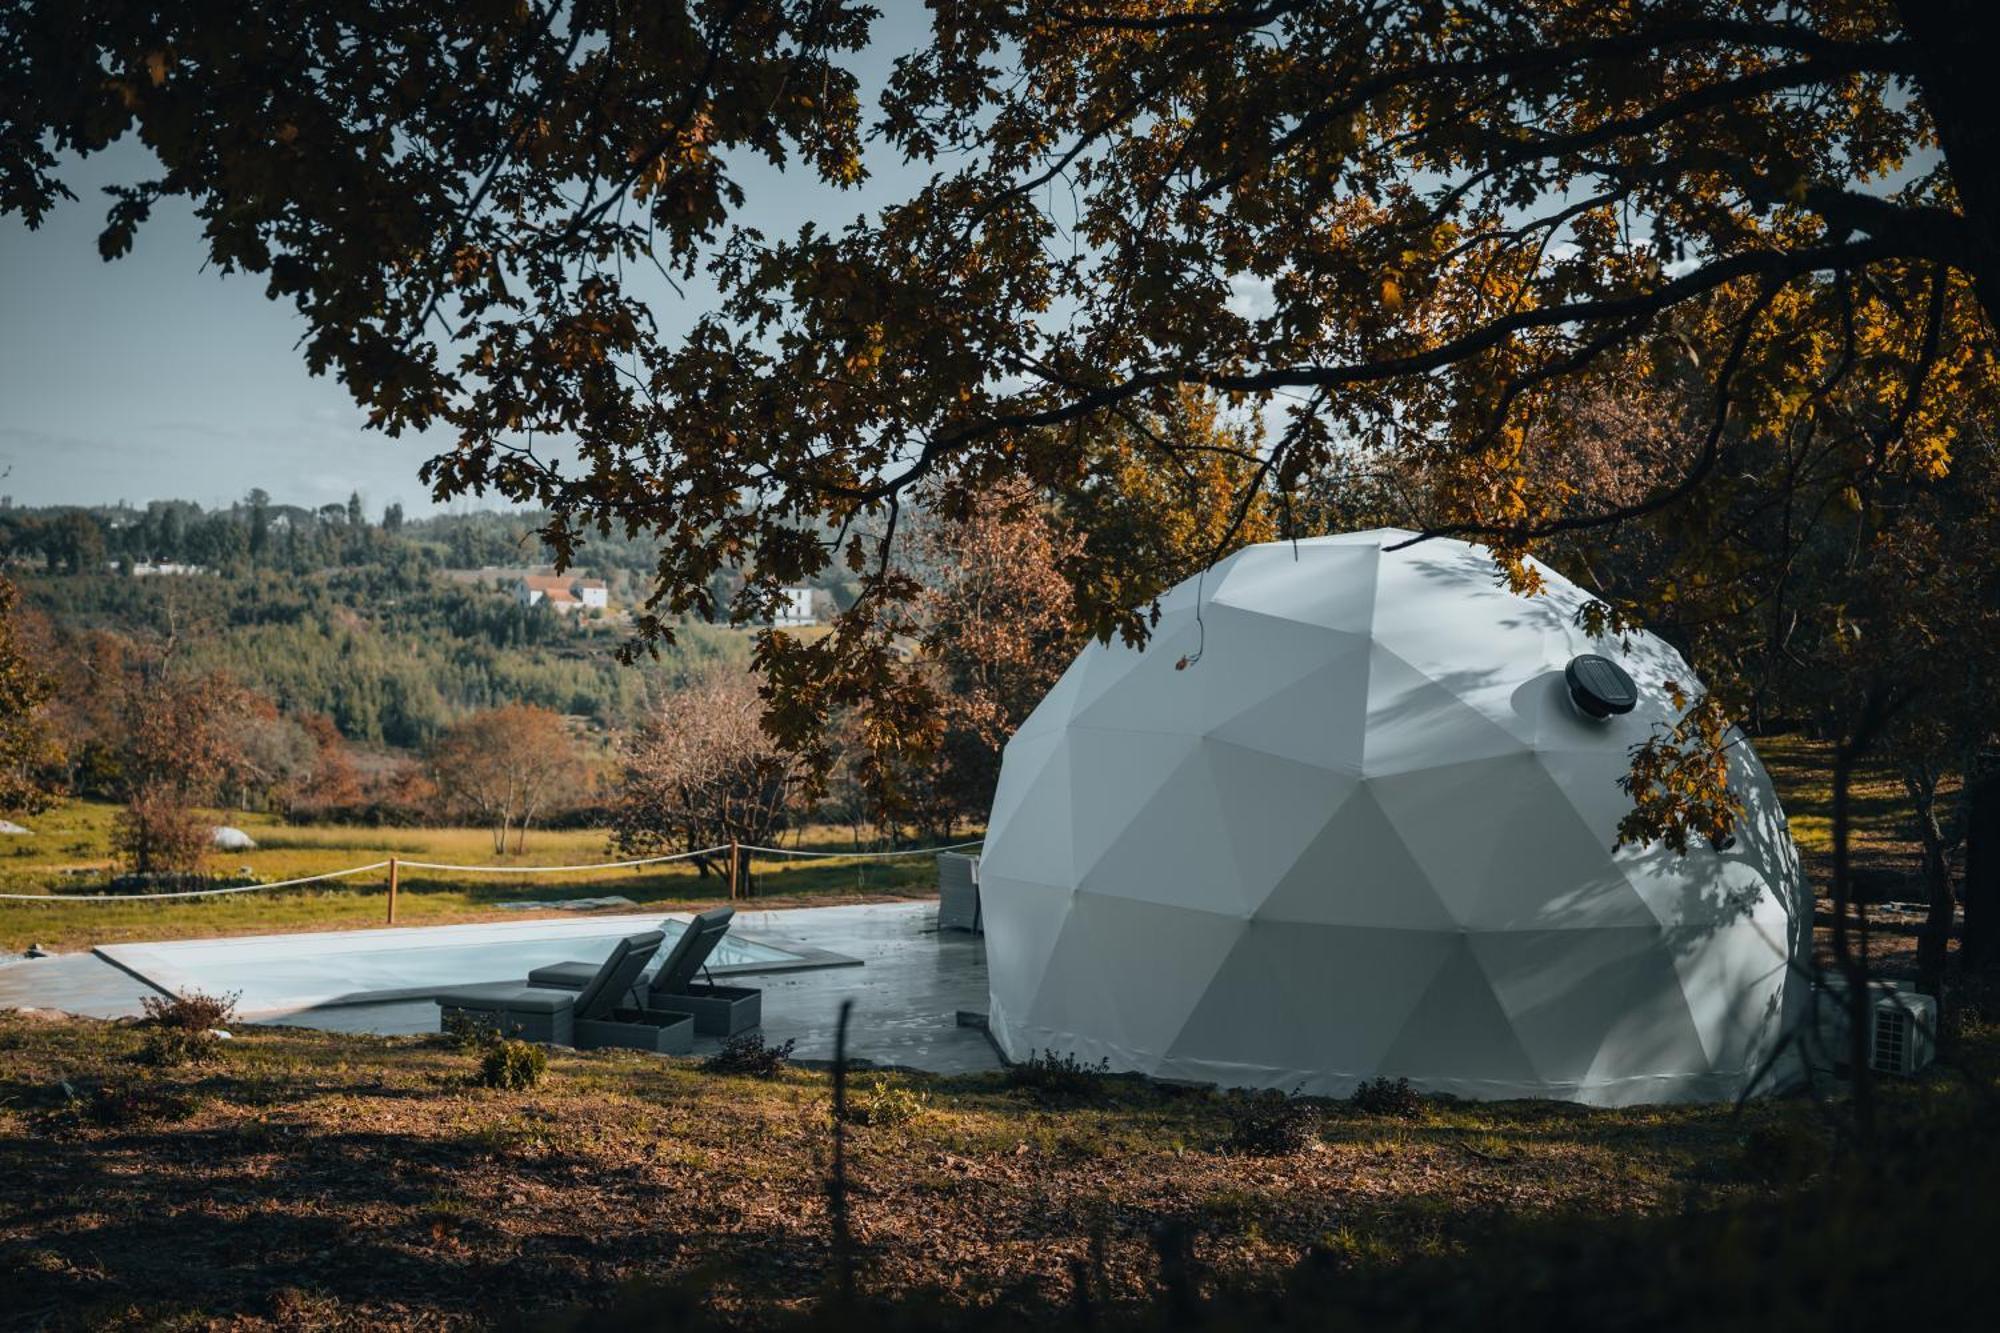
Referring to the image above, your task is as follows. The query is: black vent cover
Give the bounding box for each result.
[1565,654,1638,720]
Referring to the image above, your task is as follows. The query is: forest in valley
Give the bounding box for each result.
[2,496,764,747]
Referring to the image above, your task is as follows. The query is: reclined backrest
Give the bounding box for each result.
[574,930,666,1020]
[648,907,737,997]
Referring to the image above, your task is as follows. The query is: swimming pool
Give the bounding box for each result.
[96,913,858,1018]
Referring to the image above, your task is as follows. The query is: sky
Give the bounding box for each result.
[0,7,936,519]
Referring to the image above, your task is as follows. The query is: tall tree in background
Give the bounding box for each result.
[612,669,802,863]
[4,2,1997,841]
[0,576,63,815]
[885,486,1082,834]
[112,662,250,876]
[47,511,105,576]
[246,488,271,562]
[429,704,584,853]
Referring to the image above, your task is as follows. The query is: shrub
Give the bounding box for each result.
[1350,1076,1424,1118]
[1006,1048,1112,1102]
[439,1009,501,1051]
[702,1032,796,1077]
[113,788,211,876]
[1226,1091,1323,1156]
[477,1037,547,1090]
[137,988,239,1066]
[75,1082,201,1128]
[141,988,239,1032]
[841,1074,928,1127]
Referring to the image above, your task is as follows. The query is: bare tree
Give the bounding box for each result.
[429,705,585,854]
[612,670,802,868]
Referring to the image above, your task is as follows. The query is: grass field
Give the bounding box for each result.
[2,997,1991,1329]
[0,739,1986,1328]
[0,803,950,954]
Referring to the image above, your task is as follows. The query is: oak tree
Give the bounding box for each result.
[6,1,1997,840]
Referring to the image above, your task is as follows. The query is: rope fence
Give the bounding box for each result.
[0,836,985,914]
[738,840,984,859]
[395,846,728,874]
[0,861,392,903]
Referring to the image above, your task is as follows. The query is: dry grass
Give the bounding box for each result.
[0,1009,1847,1330]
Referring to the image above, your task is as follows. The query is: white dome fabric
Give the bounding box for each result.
[981,530,1805,1106]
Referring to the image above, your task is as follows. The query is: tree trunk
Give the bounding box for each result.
[1896,0,2000,326]
[1830,689,1898,1147]
[1965,751,2000,969]
[1903,766,1954,1000]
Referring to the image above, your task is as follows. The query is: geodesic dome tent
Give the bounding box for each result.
[980,530,1806,1106]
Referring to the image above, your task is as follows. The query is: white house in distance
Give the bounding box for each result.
[516,573,610,613]
[774,586,816,627]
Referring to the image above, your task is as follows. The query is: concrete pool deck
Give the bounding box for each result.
[0,901,1001,1074]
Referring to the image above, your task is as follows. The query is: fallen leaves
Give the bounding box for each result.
[0,1012,1791,1328]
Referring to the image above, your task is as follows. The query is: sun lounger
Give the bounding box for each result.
[435,929,695,1053]
[527,906,762,1036]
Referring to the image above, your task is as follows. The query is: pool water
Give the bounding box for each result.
[97,913,827,1018]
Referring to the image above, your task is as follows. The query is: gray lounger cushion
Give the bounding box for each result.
[573,929,665,1019]
[435,984,575,1013]
[436,929,665,1045]
[529,908,737,1000]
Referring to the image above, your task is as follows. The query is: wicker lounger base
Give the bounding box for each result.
[574,1011,695,1054]
[645,983,762,1037]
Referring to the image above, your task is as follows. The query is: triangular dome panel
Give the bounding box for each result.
[1024,894,1247,1068]
[1074,741,1255,915]
[1206,637,1371,773]
[1253,782,1458,930]
[1162,923,1459,1087]
[1211,542,1381,635]
[1375,936,1542,1093]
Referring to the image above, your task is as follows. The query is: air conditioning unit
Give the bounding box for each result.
[1810,981,1936,1077]
[1869,989,1936,1076]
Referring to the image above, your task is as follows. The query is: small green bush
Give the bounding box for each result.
[842,1074,928,1127]
[439,1010,501,1051]
[1350,1076,1424,1118]
[1007,1048,1112,1102]
[702,1032,796,1077]
[477,1038,547,1090]
[137,988,239,1066]
[1226,1091,1323,1156]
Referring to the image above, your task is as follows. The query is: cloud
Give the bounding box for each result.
[1227,272,1276,321]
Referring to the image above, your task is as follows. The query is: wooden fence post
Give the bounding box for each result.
[386,857,400,925]
[728,839,740,901]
